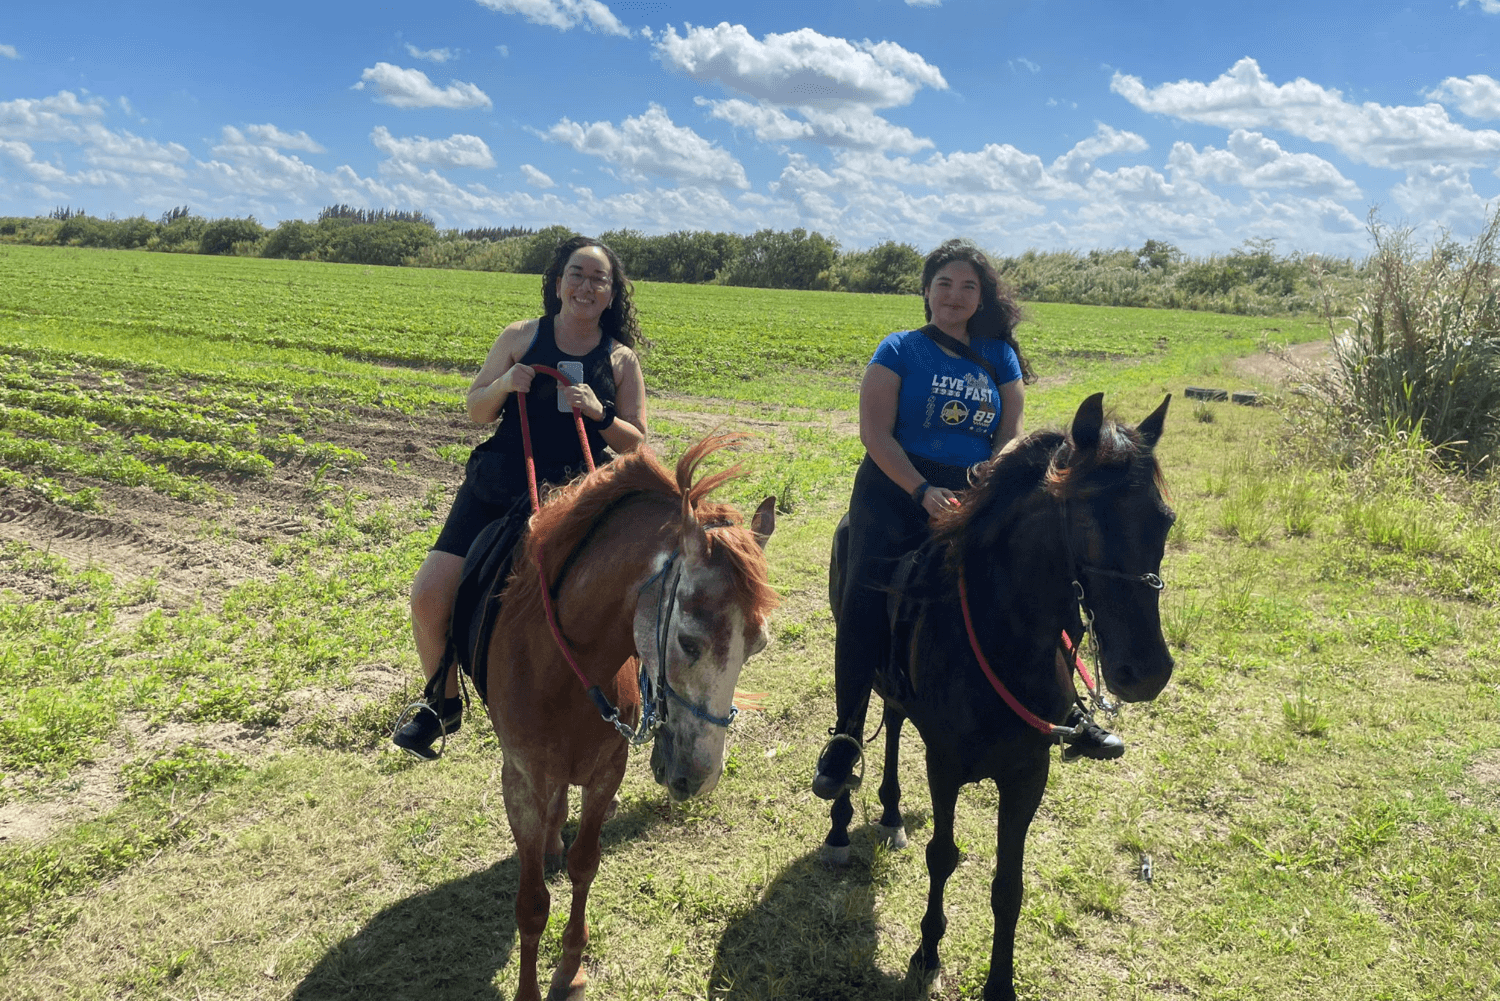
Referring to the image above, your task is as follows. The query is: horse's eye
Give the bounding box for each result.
[678,635,701,661]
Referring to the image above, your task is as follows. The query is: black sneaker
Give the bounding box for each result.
[1059,708,1124,762]
[811,733,863,800]
[392,701,463,760]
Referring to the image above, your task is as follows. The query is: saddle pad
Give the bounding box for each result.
[436,495,530,705]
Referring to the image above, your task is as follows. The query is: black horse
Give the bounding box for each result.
[825,393,1176,1001]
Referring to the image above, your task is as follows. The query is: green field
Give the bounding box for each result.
[1,245,1495,1001]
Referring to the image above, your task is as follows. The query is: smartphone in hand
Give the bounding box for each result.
[556,360,584,412]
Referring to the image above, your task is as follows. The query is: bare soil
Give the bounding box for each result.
[1230,338,1334,387]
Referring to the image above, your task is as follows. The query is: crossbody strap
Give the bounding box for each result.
[918,324,1000,386]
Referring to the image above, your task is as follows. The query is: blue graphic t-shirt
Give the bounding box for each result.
[870,329,1023,465]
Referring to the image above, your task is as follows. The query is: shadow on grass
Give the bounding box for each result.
[290,795,663,1001]
[710,815,931,1001]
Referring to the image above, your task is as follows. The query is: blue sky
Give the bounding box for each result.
[3,0,1499,256]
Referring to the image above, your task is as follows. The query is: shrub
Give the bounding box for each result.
[518,225,578,274]
[148,214,206,253]
[262,219,319,260]
[316,218,438,267]
[1314,211,1500,469]
[199,216,267,256]
[836,241,923,294]
[722,228,839,290]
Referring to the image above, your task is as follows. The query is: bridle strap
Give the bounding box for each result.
[958,571,1071,738]
[517,378,736,741]
[1059,497,1167,714]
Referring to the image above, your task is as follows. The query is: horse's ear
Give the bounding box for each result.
[680,509,707,563]
[1137,393,1171,448]
[750,496,776,551]
[1070,392,1105,455]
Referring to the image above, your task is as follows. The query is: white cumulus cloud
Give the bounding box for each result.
[371,126,495,169]
[1425,74,1500,120]
[520,164,555,188]
[405,43,456,63]
[655,23,946,110]
[1167,130,1360,198]
[698,97,932,154]
[542,103,749,189]
[0,44,17,59]
[473,0,630,37]
[355,63,492,110]
[1111,56,1500,168]
[1460,0,1500,12]
[1391,163,1490,230]
[244,124,325,153]
[1049,124,1150,183]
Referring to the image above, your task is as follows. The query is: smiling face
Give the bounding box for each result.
[554,245,615,321]
[923,260,982,334]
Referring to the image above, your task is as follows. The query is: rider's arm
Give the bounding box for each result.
[466,320,535,424]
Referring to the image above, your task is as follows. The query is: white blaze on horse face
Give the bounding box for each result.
[664,570,756,797]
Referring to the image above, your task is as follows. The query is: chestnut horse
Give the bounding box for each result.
[485,432,777,1001]
[826,393,1175,1001]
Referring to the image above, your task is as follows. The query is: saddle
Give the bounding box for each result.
[426,495,531,707]
[831,510,1088,706]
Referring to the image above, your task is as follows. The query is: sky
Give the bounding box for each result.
[2,1,1499,257]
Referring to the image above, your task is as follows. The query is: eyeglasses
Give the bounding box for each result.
[564,271,612,291]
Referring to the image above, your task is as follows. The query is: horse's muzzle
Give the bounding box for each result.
[1104,651,1175,703]
[649,728,720,802]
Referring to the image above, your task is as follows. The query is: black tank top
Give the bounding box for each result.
[476,315,617,478]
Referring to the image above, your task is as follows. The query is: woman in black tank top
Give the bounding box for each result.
[395,237,649,758]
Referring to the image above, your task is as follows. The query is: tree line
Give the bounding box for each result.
[0,207,1355,316]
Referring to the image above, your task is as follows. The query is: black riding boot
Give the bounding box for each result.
[393,696,463,760]
[1059,705,1125,761]
[811,731,864,800]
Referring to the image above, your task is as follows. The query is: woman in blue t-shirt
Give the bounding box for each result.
[811,239,1121,800]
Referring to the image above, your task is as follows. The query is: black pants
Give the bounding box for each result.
[833,452,971,738]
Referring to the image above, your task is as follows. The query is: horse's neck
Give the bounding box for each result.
[960,502,1073,668]
[549,501,675,686]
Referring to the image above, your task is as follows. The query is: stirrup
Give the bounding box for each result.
[812,732,864,800]
[392,699,460,761]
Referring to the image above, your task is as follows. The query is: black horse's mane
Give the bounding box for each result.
[927,417,1165,579]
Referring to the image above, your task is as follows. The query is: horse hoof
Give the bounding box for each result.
[546,980,586,1001]
[876,823,908,850]
[903,956,941,1000]
[820,842,851,865]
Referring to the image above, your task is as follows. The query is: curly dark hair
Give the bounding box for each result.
[921,238,1033,384]
[541,235,646,351]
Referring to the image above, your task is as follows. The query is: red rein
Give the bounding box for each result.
[517,364,596,509]
[957,572,1074,739]
[516,364,596,691]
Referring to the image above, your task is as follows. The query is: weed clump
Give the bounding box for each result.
[1308,209,1500,471]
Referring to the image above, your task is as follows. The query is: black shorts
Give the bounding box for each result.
[432,451,592,558]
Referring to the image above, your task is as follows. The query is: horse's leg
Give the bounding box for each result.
[543,783,569,873]
[820,784,856,864]
[875,703,907,849]
[907,758,962,999]
[547,762,625,1001]
[503,757,555,1001]
[984,758,1049,1001]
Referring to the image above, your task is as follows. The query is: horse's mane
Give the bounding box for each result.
[507,433,778,625]
[929,414,1167,571]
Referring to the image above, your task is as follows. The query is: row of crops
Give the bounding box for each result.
[0,245,1313,509]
